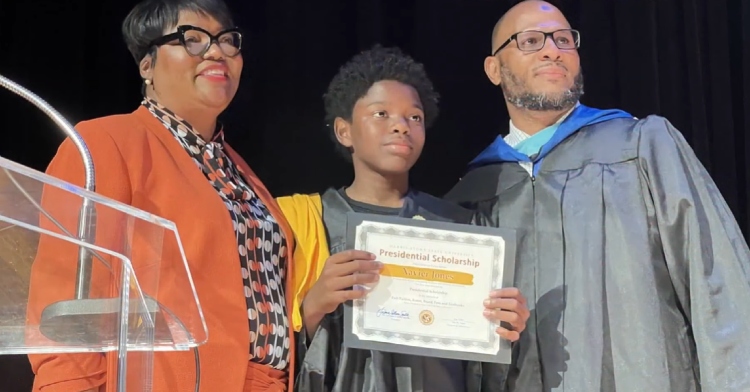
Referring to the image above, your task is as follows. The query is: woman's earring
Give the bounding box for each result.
[145,79,152,85]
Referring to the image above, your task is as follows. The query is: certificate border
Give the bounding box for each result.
[354,227,500,350]
[343,212,517,364]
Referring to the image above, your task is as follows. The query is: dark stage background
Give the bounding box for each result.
[0,0,748,390]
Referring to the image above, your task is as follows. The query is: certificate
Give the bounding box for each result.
[343,212,517,364]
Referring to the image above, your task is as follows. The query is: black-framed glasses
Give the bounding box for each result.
[492,29,580,56]
[149,25,243,58]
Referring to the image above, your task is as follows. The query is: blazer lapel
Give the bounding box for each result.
[132,106,223,207]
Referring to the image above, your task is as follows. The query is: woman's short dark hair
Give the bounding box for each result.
[122,0,235,64]
[323,45,440,160]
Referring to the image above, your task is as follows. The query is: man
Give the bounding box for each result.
[277,45,530,391]
[445,1,750,391]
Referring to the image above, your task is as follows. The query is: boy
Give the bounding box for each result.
[278,46,528,392]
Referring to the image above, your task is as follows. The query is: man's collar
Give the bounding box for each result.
[508,101,580,137]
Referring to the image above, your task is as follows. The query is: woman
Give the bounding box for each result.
[27,1,295,391]
[277,46,530,391]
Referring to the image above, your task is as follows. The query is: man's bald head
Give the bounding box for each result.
[484,0,582,113]
[491,0,567,52]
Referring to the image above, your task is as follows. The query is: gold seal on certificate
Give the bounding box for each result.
[343,212,517,364]
[419,310,434,325]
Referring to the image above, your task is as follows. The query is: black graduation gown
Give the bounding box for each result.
[444,113,750,391]
[295,188,500,392]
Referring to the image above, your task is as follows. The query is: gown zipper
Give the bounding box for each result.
[530,161,542,385]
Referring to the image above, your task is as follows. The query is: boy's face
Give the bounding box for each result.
[335,80,426,176]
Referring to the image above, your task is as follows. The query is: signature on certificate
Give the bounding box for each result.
[376,307,410,319]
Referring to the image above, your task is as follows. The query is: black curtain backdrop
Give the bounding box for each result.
[0,0,748,390]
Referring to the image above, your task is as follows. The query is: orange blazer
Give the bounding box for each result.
[26,106,296,392]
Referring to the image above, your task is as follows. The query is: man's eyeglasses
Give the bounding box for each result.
[149,25,243,58]
[492,29,580,56]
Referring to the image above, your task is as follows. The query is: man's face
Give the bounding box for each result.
[486,3,583,111]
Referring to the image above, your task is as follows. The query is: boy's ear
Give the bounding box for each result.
[333,117,353,148]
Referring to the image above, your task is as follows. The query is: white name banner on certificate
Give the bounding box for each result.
[343,213,517,364]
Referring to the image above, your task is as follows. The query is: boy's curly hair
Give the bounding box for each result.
[323,45,440,159]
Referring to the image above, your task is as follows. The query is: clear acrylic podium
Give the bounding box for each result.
[0,156,208,391]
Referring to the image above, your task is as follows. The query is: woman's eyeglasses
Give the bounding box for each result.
[149,25,242,58]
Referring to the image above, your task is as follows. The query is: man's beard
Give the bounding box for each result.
[499,64,584,111]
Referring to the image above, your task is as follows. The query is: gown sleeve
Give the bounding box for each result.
[275,194,336,391]
[637,115,750,391]
[294,306,344,392]
[27,122,133,392]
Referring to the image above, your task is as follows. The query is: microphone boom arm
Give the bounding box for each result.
[0,74,96,299]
